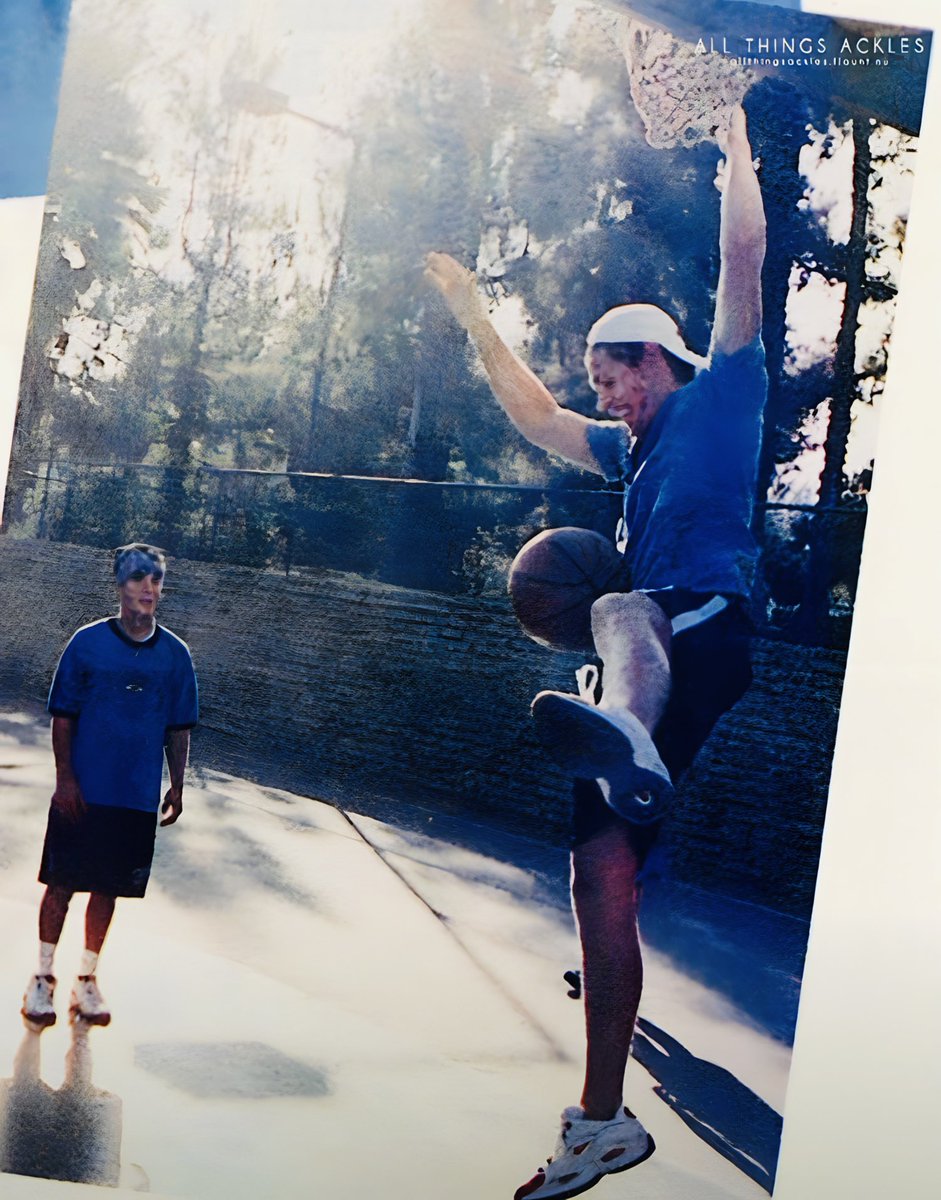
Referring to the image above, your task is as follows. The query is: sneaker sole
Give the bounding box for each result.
[69,1005,111,1027]
[519,1134,656,1200]
[531,693,673,824]
[21,1009,56,1029]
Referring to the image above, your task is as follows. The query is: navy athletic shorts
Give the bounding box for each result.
[571,587,753,850]
[39,802,159,897]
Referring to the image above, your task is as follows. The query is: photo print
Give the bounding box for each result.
[0,0,935,1197]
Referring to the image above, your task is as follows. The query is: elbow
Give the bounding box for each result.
[508,407,556,449]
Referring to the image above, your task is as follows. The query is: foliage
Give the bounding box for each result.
[2,0,920,645]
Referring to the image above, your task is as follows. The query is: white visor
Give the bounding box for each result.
[586,304,708,371]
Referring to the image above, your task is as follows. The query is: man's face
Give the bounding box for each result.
[118,565,164,621]
[589,347,663,437]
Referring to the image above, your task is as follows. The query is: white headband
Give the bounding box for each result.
[586,304,708,371]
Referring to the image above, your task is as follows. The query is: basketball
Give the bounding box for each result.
[508,527,629,653]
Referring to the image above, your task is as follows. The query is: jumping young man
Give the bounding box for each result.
[21,543,198,1029]
[426,104,767,1199]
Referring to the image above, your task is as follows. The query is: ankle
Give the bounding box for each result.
[38,940,56,976]
[78,948,99,977]
[580,1101,622,1123]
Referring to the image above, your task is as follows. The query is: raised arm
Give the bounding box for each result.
[424,252,601,474]
[710,106,766,358]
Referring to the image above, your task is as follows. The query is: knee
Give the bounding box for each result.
[45,886,73,908]
[590,590,670,646]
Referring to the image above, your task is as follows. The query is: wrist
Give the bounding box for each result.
[469,318,499,352]
[726,144,756,172]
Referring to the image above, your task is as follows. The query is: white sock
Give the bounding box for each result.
[78,949,99,978]
[39,942,56,976]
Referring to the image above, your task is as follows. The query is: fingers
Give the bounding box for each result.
[423,251,486,334]
[423,251,472,291]
[160,790,182,826]
[52,788,86,823]
[423,250,449,278]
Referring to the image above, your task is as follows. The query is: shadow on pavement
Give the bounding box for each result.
[640,872,807,1045]
[0,1020,122,1187]
[632,1017,782,1194]
[135,1041,331,1100]
[153,823,320,909]
[0,713,49,750]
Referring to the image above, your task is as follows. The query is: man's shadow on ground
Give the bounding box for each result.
[632,1016,782,1193]
[0,1019,124,1187]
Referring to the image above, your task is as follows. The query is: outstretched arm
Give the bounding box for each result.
[424,253,601,474]
[710,106,766,358]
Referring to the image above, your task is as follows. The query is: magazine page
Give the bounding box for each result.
[0,1,937,1197]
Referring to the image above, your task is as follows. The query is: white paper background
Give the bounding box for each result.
[773,2,941,1197]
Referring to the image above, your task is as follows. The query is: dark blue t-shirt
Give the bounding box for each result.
[586,338,768,599]
[48,618,199,813]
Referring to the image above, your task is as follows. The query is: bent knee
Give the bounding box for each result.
[590,590,670,644]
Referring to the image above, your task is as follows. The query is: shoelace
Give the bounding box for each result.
[575,663,599,704]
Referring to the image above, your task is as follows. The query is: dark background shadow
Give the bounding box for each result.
[632,1016,783,1193]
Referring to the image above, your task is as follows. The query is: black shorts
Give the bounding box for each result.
[39,803,159,897]
[572,588,753,849]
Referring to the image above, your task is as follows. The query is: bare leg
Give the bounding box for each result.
[84,894,116,954]
[572,820,643,1120]
[590,591,671,732]
[38,886,72,945]
[572,595,668,1113]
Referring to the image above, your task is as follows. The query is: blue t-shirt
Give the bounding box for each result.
[586,338,768,599]
[47,618,199,813]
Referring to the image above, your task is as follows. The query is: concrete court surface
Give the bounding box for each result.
[0,710,789,1200]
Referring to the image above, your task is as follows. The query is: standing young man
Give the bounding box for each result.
[426,105,767,1199]
[21,543,198,1028]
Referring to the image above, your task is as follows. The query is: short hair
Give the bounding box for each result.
[586,342,696,390]
[113,542,166,579]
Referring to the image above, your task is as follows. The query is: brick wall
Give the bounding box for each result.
[0,538,847,918]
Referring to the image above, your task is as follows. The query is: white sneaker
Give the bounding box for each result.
[21,974,57,1028]
[514,1106,655,1200]
[531,685,673,824]
[69,975,111,1026]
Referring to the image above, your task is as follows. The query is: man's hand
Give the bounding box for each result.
[51,774,86,823]
[714,107,755,191]
[160,786,183,826]
[424,252,488,336]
